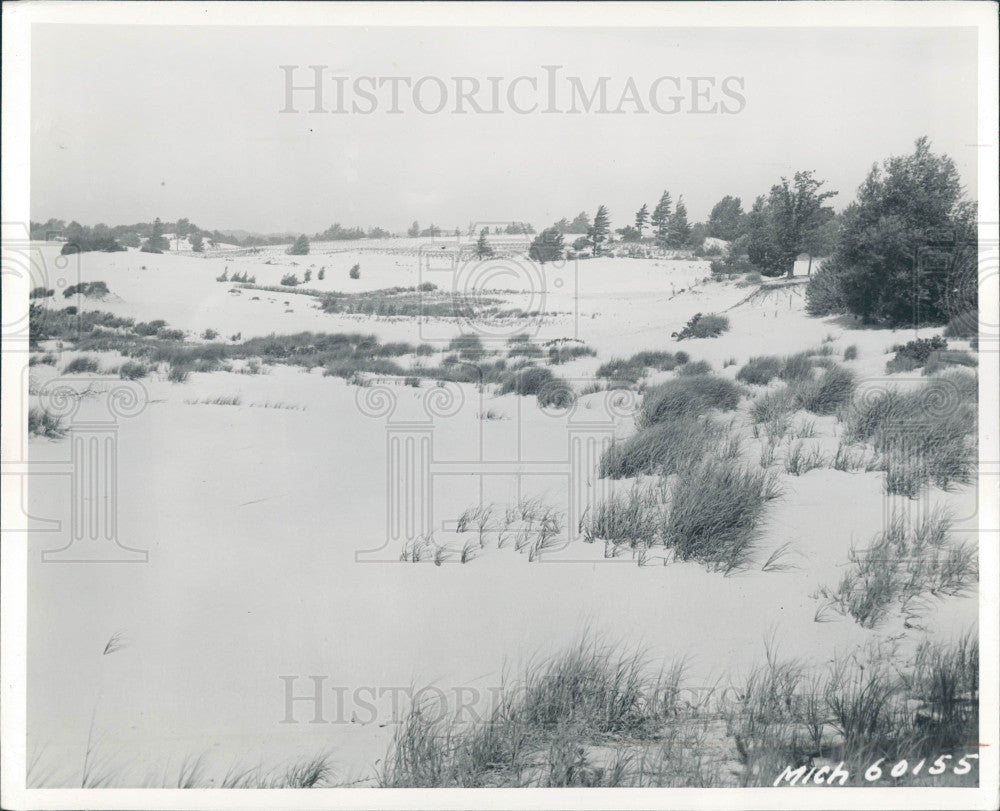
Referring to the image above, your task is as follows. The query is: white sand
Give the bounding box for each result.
[25,243,977,785]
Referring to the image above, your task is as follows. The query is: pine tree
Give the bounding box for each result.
[190,232,204,253]
[634,204,649,238]
[666,197,691,248]
[651,191,672,245]
[140,217,170,253]
[287,234,310,255]
[528,228,565,264]
[588,205,611,256]
[475,228,494,259]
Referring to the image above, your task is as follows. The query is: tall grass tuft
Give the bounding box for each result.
[662,459,780,573]
[639,375,741,426]
[736,356,782,386]
[813,508,978,628]
[599,417,725,479]
[791,364,856,415]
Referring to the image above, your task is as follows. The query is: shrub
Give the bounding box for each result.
[28,406,65,438]
[134,320,167,336]
[280,273,299,286]
[318,267,326,280]
[674,351,689,364]
[64,355,99,374]
[349,264,361,280]
[675,313,730,340]
[287,234,310,255]
[736,356,782,386]
[792,365,856,415]
[886,336,947,374]
[30,287,54,299]
[663,459,780,572]
[640,375,741,426]
[202,328,218,340]
[600,418,725,479]
[804,259,846,316]
[843,345,858,361]
[63,281,110,299]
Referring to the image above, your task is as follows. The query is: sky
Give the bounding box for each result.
[31,24,979,235]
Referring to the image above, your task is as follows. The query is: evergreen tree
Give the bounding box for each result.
[140,218,170,253]
[528,227,565,264]
[634,204,649,238]
[707,196,745,241]
[287,234,310,255]
[568,211,591,234]
[808,137,972,325]
[190,232,204,253]
[475,228,494,259]
[588,205,611,256]
[651,191,672,245]
[665,197,691,248]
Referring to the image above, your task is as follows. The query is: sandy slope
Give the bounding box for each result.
[25,243,978,785]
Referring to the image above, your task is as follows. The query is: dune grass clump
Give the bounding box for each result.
[922,349,977,376]
[736,356,782,386]
[167,362,191,383]
[118,361,150,380]
[580,486,660,550]
[599,417,725,479]
[379,637,684,788]
[449,334,486,361]
[639,375,741,426]
[791,364,856,415]
[784,441,827,476]
[596,357,644,384]
[662,459,780,573]
[675,312,729,340]
[28,406,66,438]
[676,360,712,377]
[778,352,814,382]
[814,509,977,629]
[749,387,796,425]
[842,371,977,494]
[64,355,100,374]
[547,342,597,365]
[629,350,678,371]
[497,366,554,397]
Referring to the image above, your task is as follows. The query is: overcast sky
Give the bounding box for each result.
[31,24,978,235]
